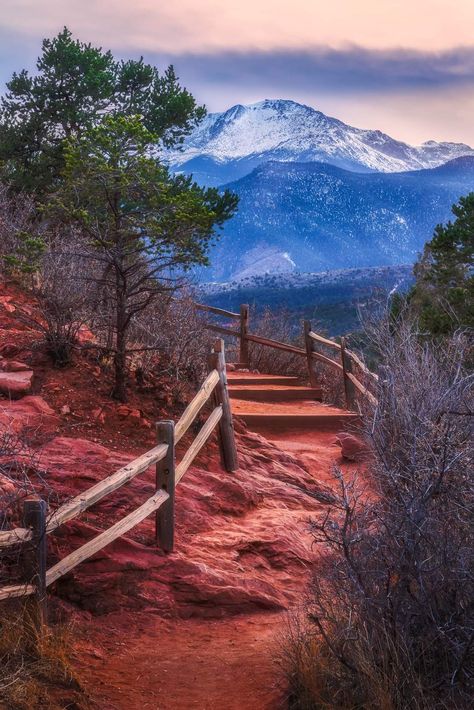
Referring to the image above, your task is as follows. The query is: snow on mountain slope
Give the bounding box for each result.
[194,156,474,281]
[168,100,474,185]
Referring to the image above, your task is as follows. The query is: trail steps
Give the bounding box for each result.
[227,369,358,432]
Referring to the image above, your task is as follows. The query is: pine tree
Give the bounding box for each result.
[0,27,205,195]
[410,193,474,335]
[52,115,238,400]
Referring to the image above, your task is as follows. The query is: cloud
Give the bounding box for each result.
[1,1,474,54]
[150,45,474,97]
[0,20,474,144]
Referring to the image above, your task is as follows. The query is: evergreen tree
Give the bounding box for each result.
[52,115,238,401]
[410,193,474,335]
[0,27,205,195]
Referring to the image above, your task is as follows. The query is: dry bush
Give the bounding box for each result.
[128,290,214,400]
[0,610,86,710]
[248,307,307,377]
[284,320,474,709]
[16,233,102,366]
[0,429,53,586]
[312,359,346,407]
[0,430,84,709]
[0,185,42,275]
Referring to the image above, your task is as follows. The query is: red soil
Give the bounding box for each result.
[75,611,285,709]
[0,281,366,709]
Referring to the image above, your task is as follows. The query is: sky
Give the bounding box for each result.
[1,1,474,145]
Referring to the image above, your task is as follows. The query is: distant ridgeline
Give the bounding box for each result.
[199,265,414,337]
[167,100,474,283]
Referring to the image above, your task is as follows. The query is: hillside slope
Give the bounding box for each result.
[199,157,474,281]
[0,281,364,707]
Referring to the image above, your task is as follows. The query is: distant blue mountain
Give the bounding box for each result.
[201,156,474,281]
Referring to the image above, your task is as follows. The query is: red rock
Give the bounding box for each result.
[0,396,59,438]
[91,407,106,424]
[0,473,18,499]
[335,432,369,461]
[76,324,96,344]
[60,405,71,415]
[0,296,15,313]
[0,370,33,398]
[0,360,30,372]
[116,405,141,422]
[116,405,131,418]
[0,343,20,358]
[35,429,332,617]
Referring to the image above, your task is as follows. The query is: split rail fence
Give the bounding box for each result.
[196,302,378,409]
[0,338,237,626]
[0,302,378,624]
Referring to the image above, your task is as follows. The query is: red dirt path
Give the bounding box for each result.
[75,611,286,709]
[74,424,355,709]
[0,284,360,709]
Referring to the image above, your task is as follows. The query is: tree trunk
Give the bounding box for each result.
[113,278,128,402]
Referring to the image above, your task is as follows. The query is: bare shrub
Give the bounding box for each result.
[284,320,474,709]
[0,429,84,709]
[312,358,345,407]
[0,610,84,709]
[0,427,55,590]
[128,290,213,401]
[16,233,101,366]
[248,307,307,377]
[0,185,43,275]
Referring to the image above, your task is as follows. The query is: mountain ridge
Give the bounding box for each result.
[168,99,474,186]
[199,155,474,281]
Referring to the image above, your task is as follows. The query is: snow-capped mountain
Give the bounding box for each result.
[197,156,474,281]
[168,99,474,186]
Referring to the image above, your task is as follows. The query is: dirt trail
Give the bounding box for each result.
[76,611,286,710]
[75,370,354,709]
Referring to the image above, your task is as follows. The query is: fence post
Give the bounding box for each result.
[239,304,250,367]
[340,337,356,410]
[303,320,318,388]
[209,339,239,472]
[23,496,48,629]
[155,420,176,553]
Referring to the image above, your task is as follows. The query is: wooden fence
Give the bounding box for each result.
[0,303,378,624]
[0,339,237,626]
[196,303,378,410]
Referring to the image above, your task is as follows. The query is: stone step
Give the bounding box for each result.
[230,398,359,432]
[234,411,359,431]
[226,373,301,387]
[228,385,322,402]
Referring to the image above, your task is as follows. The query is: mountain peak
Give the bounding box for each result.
[168,99,474,187]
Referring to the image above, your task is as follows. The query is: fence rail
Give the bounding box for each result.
[0,339,238,620]
[199,303,377,410]
[1,301,378,621]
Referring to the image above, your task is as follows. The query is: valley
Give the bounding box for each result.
[200,265,414,336]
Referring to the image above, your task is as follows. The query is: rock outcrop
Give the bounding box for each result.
[35,430,333,617]
[0,369,34,398]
